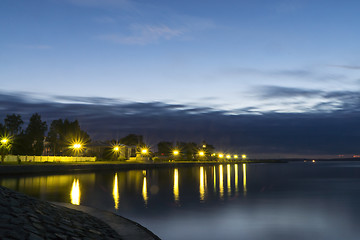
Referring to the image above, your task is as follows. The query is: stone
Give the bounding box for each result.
[54,233,67,240]
[28,232,45,240]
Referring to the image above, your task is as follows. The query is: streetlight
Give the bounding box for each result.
[173,150,179,156]
[242,154,247,159]
[141,148,148,155]
[70,141,84,161]
[226,154,231,160]
[73,143,82,149]
[218,154,224,159]
[199,151,205,157]
[1,138,8,145]
[234,155,238,159]
[0,136,11,163]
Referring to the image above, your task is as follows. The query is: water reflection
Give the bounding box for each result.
[235,164,239,194]
[142,176,148,206]
[70,178,80,205]
[199,166,205,201]
[113,173,119,210]
[174,168,179,203]
[213,166,216,193]
[3,163,360,240]
[219,165,224,199]
[243,164,247,195]
[227,164,231,196]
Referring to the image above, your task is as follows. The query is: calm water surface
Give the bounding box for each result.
[1,161,360,240]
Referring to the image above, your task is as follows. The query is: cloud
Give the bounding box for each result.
[226,67,345,81]
[1,91,360,158]
[258,86,323,99]
[328,64,360,70]
[98,24,184,45]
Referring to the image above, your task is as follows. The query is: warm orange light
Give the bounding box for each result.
[173,150,179,156]
[1,138,8,144]
[199,151,205,156]
[141,148,148,154]
[113,146,120,151]
[234,155,238,159]
[219,154,224,158]
[226,154,231,159]
[242,154,247,159]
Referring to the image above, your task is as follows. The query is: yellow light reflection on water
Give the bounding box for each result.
[243,164,247,195]
[142,176,148,205]
[219,165,224,199]
[213,166,216,193]
[70,179,80,205]
[113,173,119,210]
[174,168,179,203]
[227,164,231,196]
[235,164,238,193]
[200,166,205,201]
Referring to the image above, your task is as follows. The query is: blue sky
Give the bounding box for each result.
[2,0,360,114]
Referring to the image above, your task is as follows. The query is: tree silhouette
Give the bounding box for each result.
[25,113,47,155]
[47,119,90,155]
[4,114,23,135]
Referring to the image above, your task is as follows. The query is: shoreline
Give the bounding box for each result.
[0,160,288,175]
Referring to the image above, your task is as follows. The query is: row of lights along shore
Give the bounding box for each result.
[112,144,247,160]
[3,137,246,160]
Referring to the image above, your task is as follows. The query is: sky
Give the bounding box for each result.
[1,0,360,158]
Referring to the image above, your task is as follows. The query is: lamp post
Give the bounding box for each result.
[113,146,120,161]
[173,149,180,161]
[0,137,11,163]
[141,148,148,155]
[71,142,83,161]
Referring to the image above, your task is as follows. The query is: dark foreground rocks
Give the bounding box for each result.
[0,186,121,240]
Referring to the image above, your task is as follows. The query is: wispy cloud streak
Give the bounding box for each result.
[98,24,184,45]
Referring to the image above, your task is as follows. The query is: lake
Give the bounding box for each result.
[1,161,360,240]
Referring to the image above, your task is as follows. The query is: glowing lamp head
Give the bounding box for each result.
[219,154,224,158]
[234,155,238,159]
[242,154,247,159]
[141,148,148,154]
[73,143,82,149]
[1,138,8,144]
[173,150,179,156]
[199,151,205,156]
[113,146,120,151]
[226,154,231,159]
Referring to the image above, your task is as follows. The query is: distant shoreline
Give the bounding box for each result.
[0,158,358,175]
[0,160,285,175]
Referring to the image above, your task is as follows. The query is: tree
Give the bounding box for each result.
[47,119,91,155]
[178,142,198,160]
[119,134,144,146]
[47,119,64,155]
[25,113,47,155]
[4,114,23,135]
[157,141,173,156]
